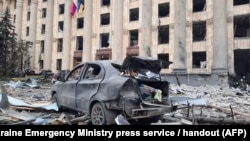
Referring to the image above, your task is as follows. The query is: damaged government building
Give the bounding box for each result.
[0,0,249,86]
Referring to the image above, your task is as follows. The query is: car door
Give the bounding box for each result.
[75,63,103,112]
[58,65,84,110]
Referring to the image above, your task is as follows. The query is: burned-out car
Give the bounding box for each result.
[51,56,175,125]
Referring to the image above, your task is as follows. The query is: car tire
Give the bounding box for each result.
[91,102,116,125]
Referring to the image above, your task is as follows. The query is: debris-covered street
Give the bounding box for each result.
[1,78,249,125]
[0,0,249,128]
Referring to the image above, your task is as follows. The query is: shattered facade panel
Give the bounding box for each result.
[0,0,249,77]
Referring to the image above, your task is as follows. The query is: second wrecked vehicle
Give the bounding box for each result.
[51,56,175,125]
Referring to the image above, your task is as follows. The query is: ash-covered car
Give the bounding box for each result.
[51,56,175,125]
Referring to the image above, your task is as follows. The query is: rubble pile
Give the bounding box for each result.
[165,84,250,125]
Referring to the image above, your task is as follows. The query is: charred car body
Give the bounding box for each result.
[51,56,175,125]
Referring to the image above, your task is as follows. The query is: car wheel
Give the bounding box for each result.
[91,103,117,125]
[91,103,106,125]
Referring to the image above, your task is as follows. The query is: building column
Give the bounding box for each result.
[15,0,23,41]
[112,0,123,61]
[140,0,152,57]
[62,0,72,70]
[212,0,228,74]
[82,0,93,62]
[44,0,54,70]
[173,0,187,73]
[205,0,214,74]
[227,0,235,75]
[0,0,3,19]
[30,0,38,71]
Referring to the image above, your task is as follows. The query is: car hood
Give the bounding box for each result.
[121,56,172,74]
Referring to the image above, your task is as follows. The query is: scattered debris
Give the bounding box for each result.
[207,104,250,118]
[31,93,46,101]
[115,114,130,125]
[1,93,58,111]
[4,78,40,89]
[70,114,90,125]
[174,116,250,125]
[169,96,207,106]
[1,79,250,125]
[11,114,52,125]
[0,85,10,109]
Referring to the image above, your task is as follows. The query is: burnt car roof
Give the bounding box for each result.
[121,56,172,74]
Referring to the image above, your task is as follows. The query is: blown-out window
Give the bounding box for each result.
[192,52,207,69]
[130,8,139,22]
[158,25,169,44]
[193,21,206,42]
[100,33,110,48]
[158,3,170,17]
[57,39,63,52]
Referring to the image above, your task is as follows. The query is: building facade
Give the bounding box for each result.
[0,0,249,78]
